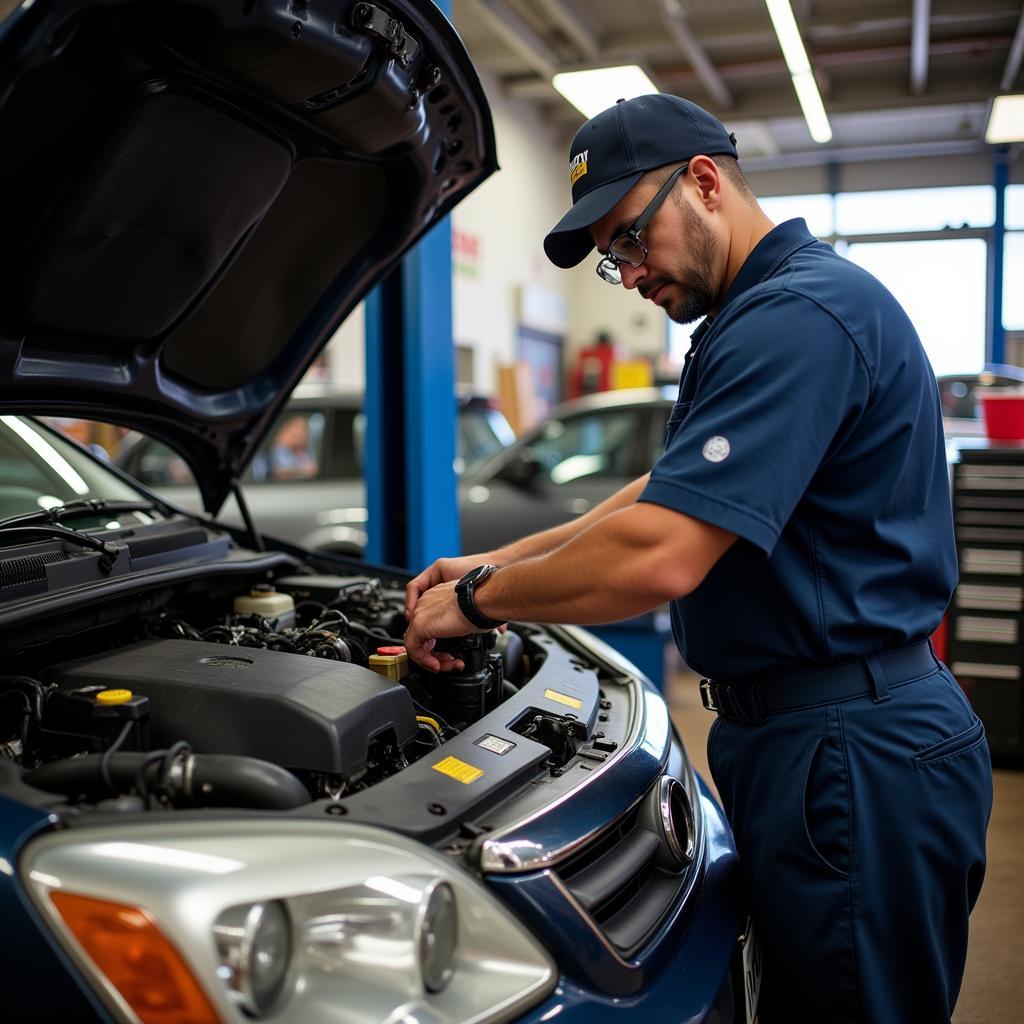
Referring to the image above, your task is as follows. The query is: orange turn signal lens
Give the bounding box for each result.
[50,891,221,1024]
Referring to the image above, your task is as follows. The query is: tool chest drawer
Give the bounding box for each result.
[948,443,1024,758]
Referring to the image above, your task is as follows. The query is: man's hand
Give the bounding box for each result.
[405,554,491,620]
[405,580,496,672]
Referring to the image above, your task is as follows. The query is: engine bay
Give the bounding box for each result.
[0,565,614,828]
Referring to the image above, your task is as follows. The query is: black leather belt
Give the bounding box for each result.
[699,640,938,723]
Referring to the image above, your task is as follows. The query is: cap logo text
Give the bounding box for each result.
[569,149,589,186]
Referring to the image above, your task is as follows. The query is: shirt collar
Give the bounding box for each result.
[717,217,817,313]
[679,218,816,368]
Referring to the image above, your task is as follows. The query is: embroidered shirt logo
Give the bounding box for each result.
[702,436,731,463]
[569,149,589,187]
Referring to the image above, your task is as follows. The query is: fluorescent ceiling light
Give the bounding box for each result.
[986,94,1024,143]
[764,0,831,144]
[552,66,658,120]
[792,70,832,144]
[765,0,810,74]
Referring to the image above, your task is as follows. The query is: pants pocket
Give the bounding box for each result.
[802,720,851,878]
[913,716,987,768]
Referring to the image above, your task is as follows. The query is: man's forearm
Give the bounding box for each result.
[474,500,734,625]
[487,472,651,564]
[402,501,736,671]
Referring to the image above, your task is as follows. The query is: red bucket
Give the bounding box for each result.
[980,389,1024,440]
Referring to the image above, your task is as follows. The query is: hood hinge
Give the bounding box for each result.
[351,2,421,67]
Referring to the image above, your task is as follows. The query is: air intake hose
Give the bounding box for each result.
[25,751,310,809]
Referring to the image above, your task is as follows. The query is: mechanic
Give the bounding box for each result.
[404,94,992,1023]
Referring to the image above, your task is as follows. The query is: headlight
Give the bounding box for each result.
[418,879,458,993]
[21,821,556,1024]
[214,900,292,1015]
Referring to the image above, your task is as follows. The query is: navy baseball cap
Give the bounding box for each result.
[544,94,738,269]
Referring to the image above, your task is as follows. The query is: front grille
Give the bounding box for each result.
[554,787,690,956]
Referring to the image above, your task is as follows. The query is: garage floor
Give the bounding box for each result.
[667,666,1022,1023]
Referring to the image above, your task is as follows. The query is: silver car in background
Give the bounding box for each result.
[114,386,515,555]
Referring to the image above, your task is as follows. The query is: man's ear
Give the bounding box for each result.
[689,155,722,212]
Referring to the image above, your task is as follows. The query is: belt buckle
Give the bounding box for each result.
[700,678,721,713]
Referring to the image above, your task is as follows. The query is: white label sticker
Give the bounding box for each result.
[476,734,515,755]
[702,435,731,463]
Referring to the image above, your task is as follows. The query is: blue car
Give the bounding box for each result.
[0,1,748,1022]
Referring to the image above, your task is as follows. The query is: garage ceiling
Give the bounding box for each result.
[452,0,1024,171]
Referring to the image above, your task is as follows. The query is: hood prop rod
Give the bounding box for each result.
[230,478,264,552]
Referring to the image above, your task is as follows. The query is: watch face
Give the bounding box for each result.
[460,564,495,588]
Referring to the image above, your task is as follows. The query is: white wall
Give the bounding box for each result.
[324,301,365,391]
[564,258,669,361]
[454,74,671,375]
[451,69,570,392]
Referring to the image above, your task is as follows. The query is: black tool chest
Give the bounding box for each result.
[947,439,1024,758]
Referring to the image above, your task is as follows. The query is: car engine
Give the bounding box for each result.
[0,571,532,813]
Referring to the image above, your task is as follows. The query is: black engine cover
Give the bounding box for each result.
[43,640,417,777]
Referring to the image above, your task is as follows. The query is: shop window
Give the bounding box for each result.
[1003,232,1024,332]
[1006,185,1024,230]
[845,238,986,375]
[835,186,994,236]
[758,193,834,237]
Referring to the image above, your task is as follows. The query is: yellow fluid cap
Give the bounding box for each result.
[96,689,133,705]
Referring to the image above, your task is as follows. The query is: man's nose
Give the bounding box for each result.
[619,262,646,291]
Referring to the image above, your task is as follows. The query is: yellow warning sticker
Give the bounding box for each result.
[432,755,484,785]
[544,688,583,710]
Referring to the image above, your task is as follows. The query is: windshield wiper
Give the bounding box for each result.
[0,499,166,532]
[0,524,120,574]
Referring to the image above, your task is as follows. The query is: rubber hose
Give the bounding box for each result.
[25,752,310,809]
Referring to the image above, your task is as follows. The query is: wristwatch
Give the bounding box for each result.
[455,564,505,630]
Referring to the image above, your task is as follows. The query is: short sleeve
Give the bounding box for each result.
[639,287,871,554]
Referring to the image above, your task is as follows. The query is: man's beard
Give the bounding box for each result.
[663,199,718,325]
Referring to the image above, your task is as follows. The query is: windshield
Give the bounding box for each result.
[0,416,153,526]
[457,406,515,476]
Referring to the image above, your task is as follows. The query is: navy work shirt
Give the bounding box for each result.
[639,218,956,680]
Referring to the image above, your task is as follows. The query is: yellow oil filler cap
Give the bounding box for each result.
[95,689,134,705]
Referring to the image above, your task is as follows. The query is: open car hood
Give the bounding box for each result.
[0,0,496,512]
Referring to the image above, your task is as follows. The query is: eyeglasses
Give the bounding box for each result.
[595,163,689,286]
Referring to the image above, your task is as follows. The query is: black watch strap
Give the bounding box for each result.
[455,564,505,630]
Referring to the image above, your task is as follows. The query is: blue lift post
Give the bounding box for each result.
[989,146,1009,365]
[363,0,458,571]
[364,0,670,686]
[364,219,459,571]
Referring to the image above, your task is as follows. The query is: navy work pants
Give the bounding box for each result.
[707,653,992,1023]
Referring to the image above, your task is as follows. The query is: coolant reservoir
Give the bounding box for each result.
[234,584,295,629]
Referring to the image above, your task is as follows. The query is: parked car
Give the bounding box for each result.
[0,2,747,1024]
[112,389,665,558]
[460,388,676,552]
[113,388,515,555]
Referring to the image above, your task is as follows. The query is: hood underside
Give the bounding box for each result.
[0,0,496,511]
